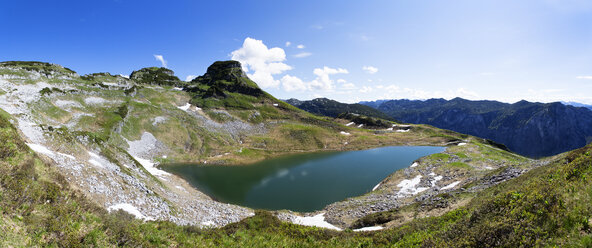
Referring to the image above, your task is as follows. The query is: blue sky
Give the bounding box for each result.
[2,0,592,103]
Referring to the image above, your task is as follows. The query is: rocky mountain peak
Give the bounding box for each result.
[187,60,263,98]
[0,61,78,78]
[129,67,182,86]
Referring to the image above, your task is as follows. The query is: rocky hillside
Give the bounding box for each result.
[1,60,590,246]
[0,60,477,228]
[285,97,395,121]
[362,98,592,158]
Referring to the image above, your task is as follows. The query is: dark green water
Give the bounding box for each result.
[164,146,444,212]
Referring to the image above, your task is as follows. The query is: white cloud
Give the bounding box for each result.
[153,54,167,68]
[337,79,347,83]
[362,66,378,74]
[293,52,312,58]
[230,37,292,88]
[456,88,479,98]
[285,41,291,47]
[342,83,356,89]
[374,84,479,100]
[297,44,305,49]
[185,75,197,81]
[360,86,373,93]
[279,66,349,92]
[281,75,307,92]
[576,76,592,80]
[309,66,349,91]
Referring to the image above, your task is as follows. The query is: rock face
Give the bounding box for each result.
[130,67,182,86]
[187,60,263,98]
[363,98,592,157]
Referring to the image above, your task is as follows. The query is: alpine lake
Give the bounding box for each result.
[164,146,445,212]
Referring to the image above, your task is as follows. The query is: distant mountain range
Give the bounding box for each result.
[561,101,592,110]
[360,98,592,158]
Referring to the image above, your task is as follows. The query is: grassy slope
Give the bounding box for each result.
[3,62,591,246]
[3,100,592,246]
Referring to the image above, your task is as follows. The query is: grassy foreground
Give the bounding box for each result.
[2,104,592,247]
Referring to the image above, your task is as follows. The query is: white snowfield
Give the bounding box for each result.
[292,213,341,231]
[396,175,428,197]
[177,103,202,112]
[126,132,170,177]
[340,131,351,135]
[353,226,384,232]
[457,142,467,146]
[441,181,461,190]
[107,203,154,221]
[26,143,55,156]
[372,182,381,191]
[177,103,191,111]
[410,162,419,167]
[345,122,354,126]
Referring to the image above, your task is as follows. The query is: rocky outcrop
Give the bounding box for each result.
[130,67,183,86]
[187,60,264,98]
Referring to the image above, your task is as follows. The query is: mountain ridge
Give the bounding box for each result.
[361,98,592,157]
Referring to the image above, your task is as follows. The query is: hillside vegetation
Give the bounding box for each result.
[2,60,591,246]
[2,106,592,246]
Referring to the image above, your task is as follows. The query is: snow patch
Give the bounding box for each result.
[441,181,461,190]
[396,175,428,197]
[432,175,443,187]
[396,129,410,133]
[173,87,183,91]
[345,122,354,126]
[201,220,216,227]
[410,162,419,168]
[88,152,104,168]
[133,156,170,177]
[108,203,154,221]
[26,143,55,156]
[57,152,76,160]
[177,103,191,111]
[353,226,384,232]
[273,103,279,106]
[485,166,494,170]
[357,124,364,128]
[458,142,467,146]
[126,132,170,177]
[292,213,341,230]
[340,131,351,135]
[372,183,381,191]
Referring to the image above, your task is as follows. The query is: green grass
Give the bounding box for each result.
[446,162,472,170]
[429,153,450,161]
